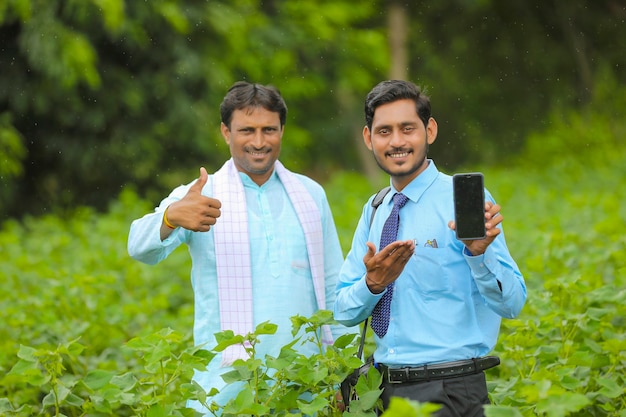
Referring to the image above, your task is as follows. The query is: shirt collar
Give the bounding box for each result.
[239,168,279,189]
[388,159,439,204]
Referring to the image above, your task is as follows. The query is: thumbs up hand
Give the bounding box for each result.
[164,167,222,232]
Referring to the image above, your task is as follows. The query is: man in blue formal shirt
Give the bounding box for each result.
[128,81,345,415]
[334,80,526,416]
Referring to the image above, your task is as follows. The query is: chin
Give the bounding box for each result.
[248,159,276,174]
[388,163,422,179]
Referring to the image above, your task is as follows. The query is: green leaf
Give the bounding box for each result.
[0,399,14,412]
[484,405,524,417]
[334,332,359,349]
[297,395,327,415]
[83,369,115,390]
[146,339,172,363]
[64,391,84,408]
[254,321,278,335]
[110,373,137,391]
[41,391,56,410]
[16,345,38,361]
[223,388,270,415]
[213,330,246,352]
[536,392,591,416]
[379,397,441,417]
[596,377,624,399]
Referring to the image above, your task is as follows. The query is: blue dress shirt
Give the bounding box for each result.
[128,169,345,411]
[334,160,526,367]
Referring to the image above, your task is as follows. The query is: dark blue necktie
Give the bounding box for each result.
[371,192,409,337]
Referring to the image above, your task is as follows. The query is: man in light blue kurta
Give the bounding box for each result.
[127,82,345,414]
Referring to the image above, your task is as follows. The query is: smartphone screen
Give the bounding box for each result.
[453,173,486,240]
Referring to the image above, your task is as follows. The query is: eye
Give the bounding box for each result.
[403,126,415,133]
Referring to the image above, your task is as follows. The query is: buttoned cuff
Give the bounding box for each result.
[356,274,387,306]
[463,247,491,276]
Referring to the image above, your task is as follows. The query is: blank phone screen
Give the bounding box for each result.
[453,173,486,240]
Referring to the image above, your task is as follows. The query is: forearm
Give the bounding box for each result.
[466,248,527,318]
[334,274,382,327]
[128,210,183,265]
[334,203,385,326]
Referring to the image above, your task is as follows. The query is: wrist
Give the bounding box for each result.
[463,246,484,257]
[163,206,178,230]
[365,275,385,294]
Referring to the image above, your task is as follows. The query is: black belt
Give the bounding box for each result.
[380,356,500,384]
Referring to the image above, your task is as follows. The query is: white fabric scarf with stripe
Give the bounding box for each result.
[212,158,332,366]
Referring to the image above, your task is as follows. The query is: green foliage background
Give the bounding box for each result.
[1,0,625,219]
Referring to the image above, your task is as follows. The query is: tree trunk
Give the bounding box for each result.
[352,0,410,185]
[555,2,594,103]
[388,0,408,80]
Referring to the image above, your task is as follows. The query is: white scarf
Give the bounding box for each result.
[212,159,331,365]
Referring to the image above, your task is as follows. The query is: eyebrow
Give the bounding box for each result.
[375,121,419,130]
[235,124,280,131]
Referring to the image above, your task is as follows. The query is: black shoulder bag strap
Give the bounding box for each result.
[357,186,391,359]
[340,187,391,406]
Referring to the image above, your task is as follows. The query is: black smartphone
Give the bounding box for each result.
[453,172,486,240]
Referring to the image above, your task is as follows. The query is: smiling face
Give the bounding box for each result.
[364,98,438,190]
[221,106,284,186]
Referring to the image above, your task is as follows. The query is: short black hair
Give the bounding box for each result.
[364,80,431,130]
[220,81,288,128]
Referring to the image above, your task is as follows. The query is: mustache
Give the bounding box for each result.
[386,147,411,154]
[244,146,271,153]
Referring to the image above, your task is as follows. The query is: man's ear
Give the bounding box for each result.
[220,122,231,145]
[363,125,373,150]
[426,117,438,145]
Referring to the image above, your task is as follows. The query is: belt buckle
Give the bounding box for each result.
[386,368,406,384]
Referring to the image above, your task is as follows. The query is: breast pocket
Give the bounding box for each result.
[406,246,461,298]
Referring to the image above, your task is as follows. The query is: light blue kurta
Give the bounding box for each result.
[128,168,346,413]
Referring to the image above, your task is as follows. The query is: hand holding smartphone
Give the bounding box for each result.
[453,173,486,240]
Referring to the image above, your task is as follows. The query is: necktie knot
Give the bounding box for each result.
[393,192,409,209]
[379,193,408,250]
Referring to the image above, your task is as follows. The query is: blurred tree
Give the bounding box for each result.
[0,0,387,218]
[0,112,26,212]
[402,0,626,169]
[0,0,624,219]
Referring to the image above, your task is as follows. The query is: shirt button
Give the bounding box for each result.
[389,349,395,354]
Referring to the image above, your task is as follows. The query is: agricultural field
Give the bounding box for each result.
[1,128,624,416]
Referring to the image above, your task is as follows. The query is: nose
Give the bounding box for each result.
[251,129,264,147]
[389,130,405,147]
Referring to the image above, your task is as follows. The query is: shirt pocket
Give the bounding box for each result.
[406,246,460,298]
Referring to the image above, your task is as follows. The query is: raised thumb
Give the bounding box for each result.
[189,167,208,193]
[363,241,377,265]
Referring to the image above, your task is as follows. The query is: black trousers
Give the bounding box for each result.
[380,372,490,417]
